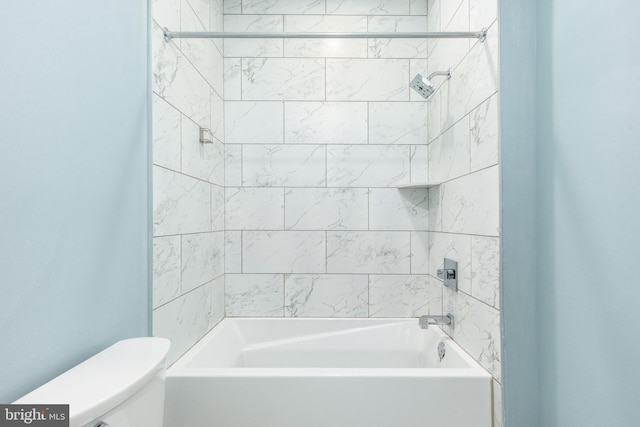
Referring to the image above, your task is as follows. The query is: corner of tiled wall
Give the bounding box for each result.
[151,0,225,365]
[427,0,502,426]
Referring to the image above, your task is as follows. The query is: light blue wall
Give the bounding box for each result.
[536,0,640,425]
[0,1,150,402]
[499,0,540,424]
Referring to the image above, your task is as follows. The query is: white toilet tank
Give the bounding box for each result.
[14,337,171,427]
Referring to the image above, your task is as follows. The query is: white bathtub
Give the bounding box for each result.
[164,318,492,427]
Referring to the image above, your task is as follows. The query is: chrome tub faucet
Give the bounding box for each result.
[419,314,454,329]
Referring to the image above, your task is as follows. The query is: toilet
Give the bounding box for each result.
[14,337,170,427]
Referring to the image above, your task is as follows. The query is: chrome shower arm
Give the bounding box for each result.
[428,69,452,80]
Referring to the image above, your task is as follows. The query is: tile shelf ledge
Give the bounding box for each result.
[397,182,441,189]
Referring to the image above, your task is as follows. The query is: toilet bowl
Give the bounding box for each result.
[14,337,170,427]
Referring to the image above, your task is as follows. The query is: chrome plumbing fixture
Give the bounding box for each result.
[437,258,458,291]
[419,314,454,329]
[410,69,451,99]
[438,342,446,361]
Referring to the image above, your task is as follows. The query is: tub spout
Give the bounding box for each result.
[419,314,454,329]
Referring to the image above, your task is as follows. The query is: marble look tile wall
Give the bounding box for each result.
[223,0,438,319]
[427,0,501,425]
[151,0,500,422]
[152,0,225,365]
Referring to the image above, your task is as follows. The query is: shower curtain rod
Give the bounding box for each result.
[163,28,487,42]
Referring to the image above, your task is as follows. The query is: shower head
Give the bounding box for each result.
[410,69,452,99]
[410,74,435,99]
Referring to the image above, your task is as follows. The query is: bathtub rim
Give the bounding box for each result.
[167,317,491,379]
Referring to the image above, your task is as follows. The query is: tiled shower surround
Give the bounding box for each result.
[223,1,439,319]
[151,0,226,365]
[151,0,501,424]
[426,0,501,424]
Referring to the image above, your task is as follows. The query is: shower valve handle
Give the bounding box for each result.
[437,269,456,280]
[436,258,458,292]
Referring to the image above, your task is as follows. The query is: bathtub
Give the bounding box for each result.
[164,318,492,427]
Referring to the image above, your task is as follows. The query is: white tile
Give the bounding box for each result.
[440,0,465,29]
[429,0,469,77]
[152,24,211,127]
[153,166,211,236]
[410,145,429,182]
[224,15,283,58]
[326,0,410,15]
[368,16,428,59]
[224,59,242,100]
[152,0,180,30]
[243,145,326,187]
[470,0,498,30]
[441,166,499,236]
[243,0,325,14]
[225,144,242,186]
[428,232,471,294]
[210,275,225,327]
[327,231,411,274]
[470,94,499,172]
[369,102,428,144]
[224,0,241,14]
[426,0,441,54]
[181,115,225,184]
[428,115,470,183]
[471,236,500,308]
[153,236,181,308]
[181,1,222,92]
[211,1,224,53]
[427,184,442,230]
[243,231,326,273]
[327,145,410,187]
[444,287,501,382]
[210,91,224,144]
[225,231,242,273]
[285,275,368,317]
[369,275,441,317]
[410,231,429,273]
[427,89,442,140]
[181,232,224,293]
[285,188,368,230]
[225,187,284,230]
[211,0,224,25]
[327,59,410,101]
[369,188,429,230]
[225,101,284,144]
[153,282,214,364]
[242,58,325,101]
[186,0,210,30]
[442,22,498,123]
[285,102,368,144]
[225,274,284,316]
[152,94,181,171]
[211,184,224,231]
[410,0,428,15]
[284,16,368,58]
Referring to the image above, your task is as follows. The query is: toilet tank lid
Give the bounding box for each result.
[14,337,170,426]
